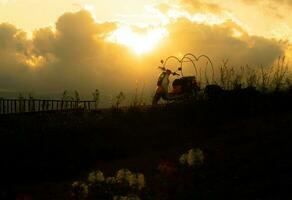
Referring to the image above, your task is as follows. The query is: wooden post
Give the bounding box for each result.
[24,99,26,113]
[7,100,9,114]
[28,100,31,112]
[46,100,49,111]
[14,100,16,113]
[33,100,35,112]
[20,100,22,113]
[18,99,22,113]
[42,100,44,111]
[10,100,12,113]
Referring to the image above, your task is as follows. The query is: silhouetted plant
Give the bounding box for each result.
[28,93,35,112]
[18,93,25,112]
[61,90,73,109]
[62,90,70,100]
[92,89,100,109]
[272,56,288,91]
[116,92,126,109]
[131,81,146,108]
[259,66,272,92]
[74,90,80,102]
[245,67,259,88]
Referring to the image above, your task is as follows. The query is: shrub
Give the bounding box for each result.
[179,148,204,167]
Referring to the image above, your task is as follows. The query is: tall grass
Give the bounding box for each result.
[206,56,290,92]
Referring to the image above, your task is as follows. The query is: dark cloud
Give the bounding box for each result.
[0,23,35,90]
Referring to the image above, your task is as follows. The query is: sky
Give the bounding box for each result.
[0,0,292,105]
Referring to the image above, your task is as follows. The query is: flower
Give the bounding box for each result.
[116,169,132,183]
[179,153,187,165]
[137,174,146,190]
[113,195,141,200]
[88,170,105,183]
[106,177,116,184]
[179,148,204,167]
[72,181,89,198]
[116,169,146,190]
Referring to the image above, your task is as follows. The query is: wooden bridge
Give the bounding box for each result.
[0,99,97,115]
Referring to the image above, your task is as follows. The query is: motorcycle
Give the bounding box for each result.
[152,54,215,105]
[152,64,200,105]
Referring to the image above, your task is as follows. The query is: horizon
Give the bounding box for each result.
[0,0,292,105]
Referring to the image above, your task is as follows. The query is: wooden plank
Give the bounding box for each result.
[61,100,63,110]
[10,100,12,113]
[14,100,16,113]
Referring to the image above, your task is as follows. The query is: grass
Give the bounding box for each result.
[1,88,292,199]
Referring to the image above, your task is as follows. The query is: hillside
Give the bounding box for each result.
[0,92,292,199]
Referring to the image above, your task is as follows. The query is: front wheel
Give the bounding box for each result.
[152,93,162,105]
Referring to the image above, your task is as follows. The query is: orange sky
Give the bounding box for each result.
[0,0,291,103]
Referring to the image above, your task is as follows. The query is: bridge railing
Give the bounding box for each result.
[0,99,97,115]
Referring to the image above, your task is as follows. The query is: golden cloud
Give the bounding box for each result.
[0,10,288,105]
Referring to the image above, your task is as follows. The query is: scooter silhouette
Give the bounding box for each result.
[152,63,199,105]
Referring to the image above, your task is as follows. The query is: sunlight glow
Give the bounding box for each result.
[24,55,45,68]
[107,26,168,55]
[84,4,97,22]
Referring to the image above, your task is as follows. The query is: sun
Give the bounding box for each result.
[107,26,168,55]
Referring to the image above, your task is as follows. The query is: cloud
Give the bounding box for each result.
[242,0,292,6]
[241,0,292,18]
[180,0,222,14]
[159,18,285,67]
[0,10,288,106]
[31,10,136,94]
[0,23,36,90]
[178,0,224,14]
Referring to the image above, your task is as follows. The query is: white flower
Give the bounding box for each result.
[88,170,105,183]
[137,174,146,190]
[179,153,187,165]
[180,148,204,167]
[106,177,116,184]
[113,195,141,200]
[116,169,132,183]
